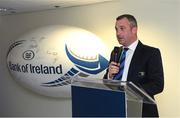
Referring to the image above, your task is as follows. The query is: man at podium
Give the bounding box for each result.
[104,14,164,117]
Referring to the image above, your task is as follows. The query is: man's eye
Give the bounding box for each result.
[120,27,124,30]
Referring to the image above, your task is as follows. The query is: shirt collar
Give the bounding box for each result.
[123,39,139,52]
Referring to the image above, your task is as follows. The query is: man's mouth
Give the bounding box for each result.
[117,37,123,40]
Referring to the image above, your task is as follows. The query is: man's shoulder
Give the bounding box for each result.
[139,42,160,52]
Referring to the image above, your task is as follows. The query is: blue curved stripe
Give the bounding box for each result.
[7,40,25,57]
[76,54,108,74]
[65,44,108,74]
[65,45,99,69]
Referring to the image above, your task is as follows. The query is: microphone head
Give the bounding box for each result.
[113,47,120,63]
[114,47,119,54]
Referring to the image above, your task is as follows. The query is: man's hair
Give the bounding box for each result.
[116,14,137,28]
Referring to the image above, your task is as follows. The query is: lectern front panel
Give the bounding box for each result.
[72,86,126,117]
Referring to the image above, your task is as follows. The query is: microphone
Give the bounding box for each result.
[113,47,120,63]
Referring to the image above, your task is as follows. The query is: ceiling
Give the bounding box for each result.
[0,0,112,16]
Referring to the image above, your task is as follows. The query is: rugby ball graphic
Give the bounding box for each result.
[7,25,108,98]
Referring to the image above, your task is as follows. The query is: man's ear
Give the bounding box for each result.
[132,27,137,34]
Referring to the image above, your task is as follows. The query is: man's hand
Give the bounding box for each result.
[108,62,120,79]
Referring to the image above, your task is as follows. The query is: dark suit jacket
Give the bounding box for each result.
[104,41,164,117]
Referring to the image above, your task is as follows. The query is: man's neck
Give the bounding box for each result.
[125,38,137,47]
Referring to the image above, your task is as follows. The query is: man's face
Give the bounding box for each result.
[115,17,137,46]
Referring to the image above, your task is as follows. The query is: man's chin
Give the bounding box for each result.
[118,39,124,45]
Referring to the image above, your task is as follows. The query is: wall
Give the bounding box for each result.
[0,0,179,117]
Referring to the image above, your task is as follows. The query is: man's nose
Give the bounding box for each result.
[116,30,122,36]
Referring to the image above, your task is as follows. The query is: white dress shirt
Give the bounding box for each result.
[121,39,138,81]
[108,39,139,81]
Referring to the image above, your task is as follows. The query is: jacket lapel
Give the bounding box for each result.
[127,41,144,81]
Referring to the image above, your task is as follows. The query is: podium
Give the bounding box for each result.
[71,78,156,117]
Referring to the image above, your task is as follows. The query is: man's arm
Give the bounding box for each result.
[139,48,164,96]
